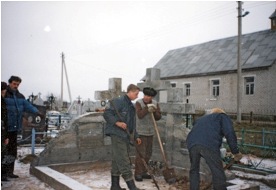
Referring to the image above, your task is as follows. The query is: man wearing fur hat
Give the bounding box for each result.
[134,87,162,182]
[187,108,242,190]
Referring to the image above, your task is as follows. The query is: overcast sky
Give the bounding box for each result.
[1,1,275,102]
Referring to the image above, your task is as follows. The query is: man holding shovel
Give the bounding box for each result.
[134,87,161,182]
[104,84,142,190]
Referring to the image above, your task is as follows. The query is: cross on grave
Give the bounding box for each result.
[94,78,126,145]
[137,68,195,114]
[137,68,171,102]
[94,78,126,102]
[76,95,82,104]
[137,68,171,92]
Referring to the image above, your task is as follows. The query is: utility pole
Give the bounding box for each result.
[61,52,64,109]
[237,1,249,123]
[63,55,72,104]
[60,52,72,110]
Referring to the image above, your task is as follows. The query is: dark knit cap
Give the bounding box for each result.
[1,81,7,91]
[143,87,157,97]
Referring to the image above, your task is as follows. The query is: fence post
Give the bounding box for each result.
[31,128,35,155]
[250,111,253,124]
[262,128,265,146]
[241,128,244,146]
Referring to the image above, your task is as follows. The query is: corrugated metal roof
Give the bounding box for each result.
[151,30,276,79]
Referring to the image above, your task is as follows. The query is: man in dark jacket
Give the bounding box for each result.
[1,82,10,182]
[5,76,42,178]
[187,108,242,190]
[103,84,141,190]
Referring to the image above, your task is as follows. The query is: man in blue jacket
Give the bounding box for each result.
[187,108,242,190]
[104,84,141,190]
[5,76,42,178]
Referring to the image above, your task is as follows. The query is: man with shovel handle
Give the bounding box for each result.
[134,87,161,182]
[103,84,142,190]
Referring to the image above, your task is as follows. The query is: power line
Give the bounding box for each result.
[66,57,138,80]
[66,2,273,60]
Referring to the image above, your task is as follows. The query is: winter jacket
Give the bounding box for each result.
[5,86,38,132]
[1,96,8,141]
[187,113,239,154]
[103,95,139,142]
[135,99,161,136]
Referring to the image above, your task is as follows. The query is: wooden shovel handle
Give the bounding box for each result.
[135,144,160,190]
[150,112,169,168]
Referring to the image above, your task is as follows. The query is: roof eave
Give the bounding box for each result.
[160,66,272,80]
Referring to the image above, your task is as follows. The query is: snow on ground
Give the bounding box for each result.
[239,155,276,171]
[65,168,171,190]
[1,146,276,190]
[1,147,54,190]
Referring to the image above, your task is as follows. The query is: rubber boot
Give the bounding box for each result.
[126,180,141,190]
[110,175,126,190]
[1,166,9,181]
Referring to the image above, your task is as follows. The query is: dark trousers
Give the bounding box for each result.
[1,144,8,178]
[134,135,153,176]
[189,144,226,190]
[6,131,18,175]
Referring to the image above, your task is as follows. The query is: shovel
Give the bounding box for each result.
[150,112,176,184]
[135,144,160,190]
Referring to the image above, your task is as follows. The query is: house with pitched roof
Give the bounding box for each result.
[149,12,276,116]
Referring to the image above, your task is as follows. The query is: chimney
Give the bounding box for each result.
[269,9,276,30]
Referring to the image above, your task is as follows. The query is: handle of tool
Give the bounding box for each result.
[150,112,169,168]
[223,158,235,170]
[134,144,160,190]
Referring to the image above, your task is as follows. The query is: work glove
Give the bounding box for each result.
[147,103,157,113]
[234,152,243,161]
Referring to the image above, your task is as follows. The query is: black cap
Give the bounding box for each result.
[1,81,7,91]
[143,87,157,97]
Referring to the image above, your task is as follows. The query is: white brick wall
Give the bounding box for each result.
[160,63,276,115]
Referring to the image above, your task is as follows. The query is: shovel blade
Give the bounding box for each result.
[162,168,176,184]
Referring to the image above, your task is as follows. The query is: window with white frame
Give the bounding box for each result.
[211,79,220,97]
[184,83,191,96]
[244,76,255,95]
[171,82,176,88]
[273,19,276,27]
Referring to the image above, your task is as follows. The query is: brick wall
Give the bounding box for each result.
[160,64,276,115]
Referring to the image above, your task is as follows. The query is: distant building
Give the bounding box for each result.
[33,93,44,106]
[269,9,276,30]
[147,14,276,116]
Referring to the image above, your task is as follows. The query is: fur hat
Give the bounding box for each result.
[143,87,157,97]
[211,108,225,114]
[1,82,7,91]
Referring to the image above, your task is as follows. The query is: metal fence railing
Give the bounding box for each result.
[239,128,276,149]
[235,128,276,157]
[195,107,276,124]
